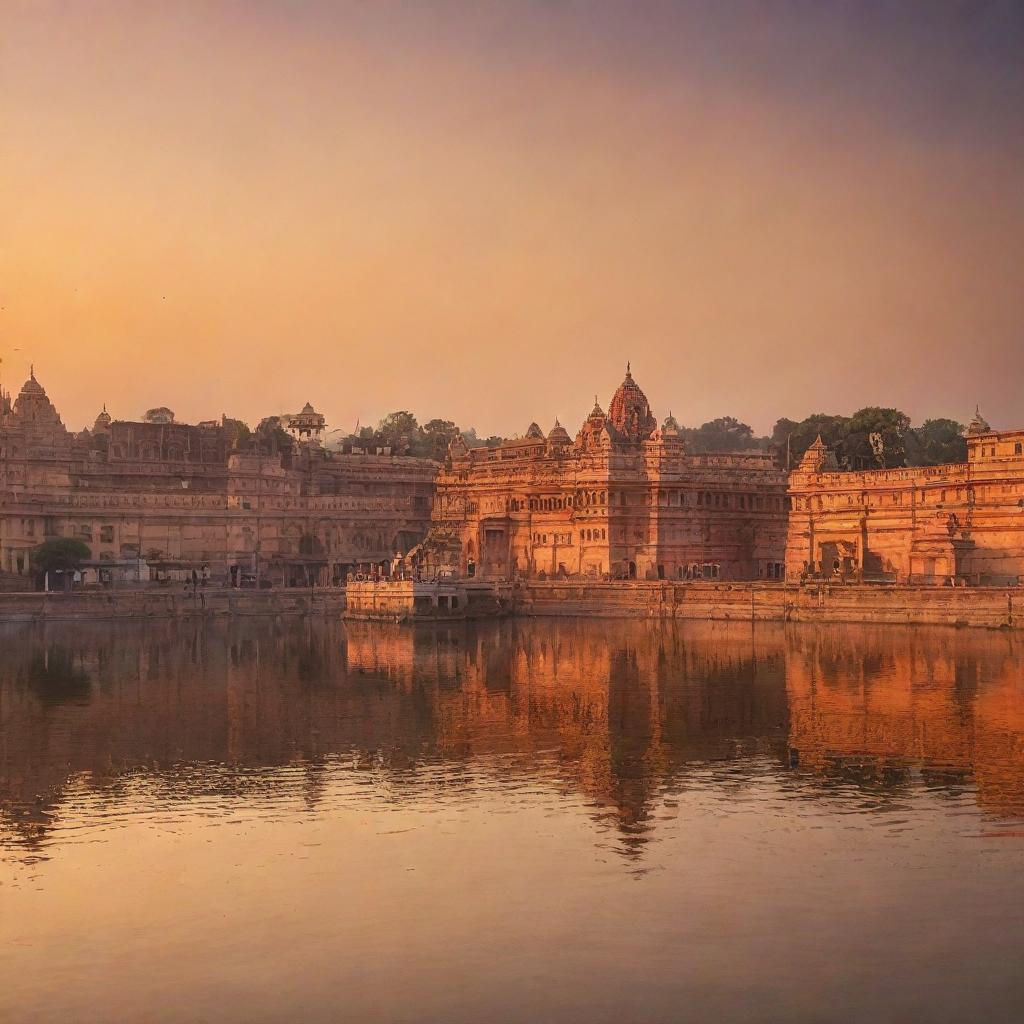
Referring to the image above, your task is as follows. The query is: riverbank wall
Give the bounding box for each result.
[0,587,347,622]
[0,581,1020,629]
[509,581,1021,629]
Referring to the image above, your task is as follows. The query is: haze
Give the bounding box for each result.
[2,1,1022,437]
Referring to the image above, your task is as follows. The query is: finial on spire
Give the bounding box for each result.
[30,363,34,379]
[626,361,631,376]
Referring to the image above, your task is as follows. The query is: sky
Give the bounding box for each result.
[2,0,1023,437]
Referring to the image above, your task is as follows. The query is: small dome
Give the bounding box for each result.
[967,405,991,436]
[547,419,571,444]
[300,401,317,415]
[525,422,544,439]
[19,368,46,398]
[93,405,112,433]
[660,412,681,437]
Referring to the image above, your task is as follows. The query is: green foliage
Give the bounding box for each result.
[416,418,461,461]
[682,416,758,453]
[460,428,503,449]
[31,538,91,574]
[773,408,966,469]
[343,413,506,459]
[253,417,294,455]
[221,417,251,451]
[375,411,419,453]
[773,414,849,466]
[907,418,968,466]
[844,407,911,469]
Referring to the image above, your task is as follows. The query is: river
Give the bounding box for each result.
[1,617,1023,1023]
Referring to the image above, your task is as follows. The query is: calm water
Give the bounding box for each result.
[2,617,1023,1024]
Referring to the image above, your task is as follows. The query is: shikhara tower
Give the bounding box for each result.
[434,366,789,581]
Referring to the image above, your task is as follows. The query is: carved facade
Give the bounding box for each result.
[786,413,1024,584]
[0,372,436,585]
[428,367,789,581]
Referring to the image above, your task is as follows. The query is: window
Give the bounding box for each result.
[100,525,114,543]
[1016,443,1022,456]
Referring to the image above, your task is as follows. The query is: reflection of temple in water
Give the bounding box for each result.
[343,620,790,846]
[1,618,1023,859]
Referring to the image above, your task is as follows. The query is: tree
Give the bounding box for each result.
[221,416,251,451]
[461,427,504,449]
[682,416,758,453]
[254,416,294,456]
[417,418,460,461]
[376,411,419,454]
[773,414,850,467]
[31,538,91,576]
[907,419,967,466]
[844,407,911,469]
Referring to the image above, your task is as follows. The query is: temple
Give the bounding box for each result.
[425,365,789,580]
[5,363,1024,589]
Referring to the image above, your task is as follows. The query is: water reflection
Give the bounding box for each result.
[2,617,1022,862]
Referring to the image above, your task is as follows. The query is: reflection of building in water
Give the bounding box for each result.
[785,627,1024,817]
[0,619,788,855]
[2,619,1023,858]
[344,619,790,838]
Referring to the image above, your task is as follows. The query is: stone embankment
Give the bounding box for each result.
[509,581,1021,630]
[0,587,347,622]
[0,581,1020,629]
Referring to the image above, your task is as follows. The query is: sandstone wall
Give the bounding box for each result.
[0,587,347,622]
[510,580,1022,629]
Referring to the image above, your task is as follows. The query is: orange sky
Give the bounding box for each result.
[2,1,1022,436]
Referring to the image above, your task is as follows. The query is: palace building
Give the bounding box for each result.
[426,366,789,581]
[0,371,436,587]
[7,362,1024,591]
[785,409,1024,585]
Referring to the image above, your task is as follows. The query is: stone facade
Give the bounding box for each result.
[0,372,436,586]
[786,415,1024,585]
[427,367,789,581]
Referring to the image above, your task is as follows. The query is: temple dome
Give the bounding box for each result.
[93,405,112,433]
[525,422,544,440]
[967,406,991,436]
[18,369,46,399]
[547,419,571,445]
[607,363,656,442]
